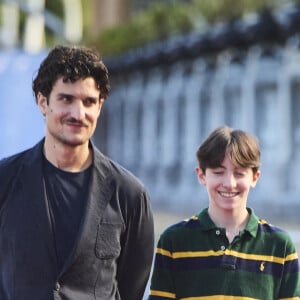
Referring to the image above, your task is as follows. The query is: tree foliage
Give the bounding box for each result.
[91,0,286,56]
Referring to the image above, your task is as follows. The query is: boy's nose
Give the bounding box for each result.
[222,174,237,188]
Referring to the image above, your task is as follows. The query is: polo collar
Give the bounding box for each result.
[197,207,259,238]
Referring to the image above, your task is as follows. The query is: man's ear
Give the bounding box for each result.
[196,167,206,186]
[37,92,47,116]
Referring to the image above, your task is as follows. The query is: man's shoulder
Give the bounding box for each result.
[0,149,28,171]
[0,141,42,177]
[93,148,146,190]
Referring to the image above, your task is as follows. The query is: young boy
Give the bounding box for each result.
[148,126,300,299]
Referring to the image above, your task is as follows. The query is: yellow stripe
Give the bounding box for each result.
[156,248,288,264]
[223,249,284,264]
[258,219,267,225]
[156,248,172,257]
[181,296,259,300]
[285,252,298,261]
[148,292,299,300]
[149,289,176,298]
[173,250,224,259]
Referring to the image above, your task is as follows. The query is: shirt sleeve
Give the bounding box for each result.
[148,231,176,299]
[279,235,300,299]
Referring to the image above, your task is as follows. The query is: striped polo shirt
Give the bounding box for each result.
[149,208,300,300]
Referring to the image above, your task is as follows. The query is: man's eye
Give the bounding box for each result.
[84,98,97,106]
[61,96,72,102]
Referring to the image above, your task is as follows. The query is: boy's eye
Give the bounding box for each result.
[213,170,224,175]
[235,171,246,177]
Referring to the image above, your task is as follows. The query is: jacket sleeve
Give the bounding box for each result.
[117,189,154,300]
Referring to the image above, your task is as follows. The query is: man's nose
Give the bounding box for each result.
[71,100,85,120]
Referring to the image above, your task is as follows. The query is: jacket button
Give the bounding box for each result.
[55,282,60,291]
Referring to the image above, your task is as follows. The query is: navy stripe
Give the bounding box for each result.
[155,253,286,277]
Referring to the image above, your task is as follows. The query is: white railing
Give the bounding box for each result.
[105,42,300,223]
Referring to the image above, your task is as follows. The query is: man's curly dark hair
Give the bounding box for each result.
[32,45,110,102]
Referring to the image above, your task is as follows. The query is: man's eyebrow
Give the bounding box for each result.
[56,93,98,101]
[57,92,73,98]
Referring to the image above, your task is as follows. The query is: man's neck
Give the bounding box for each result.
[43,140,92,172]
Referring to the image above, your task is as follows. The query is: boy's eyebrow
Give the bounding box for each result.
[211,165,225,169]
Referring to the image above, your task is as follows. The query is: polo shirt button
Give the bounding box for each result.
[220,245,226,251]
[55,282,60,291]
[216,230,220,235]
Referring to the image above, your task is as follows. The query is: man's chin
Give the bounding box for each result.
[61,138,87,147]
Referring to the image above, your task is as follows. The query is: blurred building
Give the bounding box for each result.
[0,1,299,224]
[95,3,300,223]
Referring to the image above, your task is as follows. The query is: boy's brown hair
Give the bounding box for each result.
[196,126,260,174]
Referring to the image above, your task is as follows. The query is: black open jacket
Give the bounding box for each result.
[0,139,154,300]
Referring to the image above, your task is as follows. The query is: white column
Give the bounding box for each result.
[0,3,19,48]
[223,61,244,129]
[240,49,260,133]
[62,0,82,42]
[253,52,282,196]
[106,78,126,163]
[209,58,226,129]
[180,58,208,207]
[140,67,165,200]
[283,44,300,191]
[122,72,144,172]
[156,62,186,201]
[23,0,45,53]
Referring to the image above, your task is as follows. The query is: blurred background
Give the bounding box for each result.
[0,0,299,255]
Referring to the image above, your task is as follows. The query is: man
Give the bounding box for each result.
[0,45,154,300]
[148,126,300,299]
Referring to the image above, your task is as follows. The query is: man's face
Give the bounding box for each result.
[37,77,103,148]
[196,153,260,213]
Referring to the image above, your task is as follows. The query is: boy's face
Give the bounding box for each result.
[196,153,260,213]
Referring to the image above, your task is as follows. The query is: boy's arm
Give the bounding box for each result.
[279,240,300,299]
[148,234,176,299]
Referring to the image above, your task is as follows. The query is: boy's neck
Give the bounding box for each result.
[208,207,250,243]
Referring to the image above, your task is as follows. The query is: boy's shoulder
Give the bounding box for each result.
[161,215,202,237]
[257,218,293,238]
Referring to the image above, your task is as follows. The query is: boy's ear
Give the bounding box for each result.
[251,170,261,188]
[196,167,206,186]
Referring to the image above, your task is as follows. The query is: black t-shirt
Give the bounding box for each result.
[43,156,92,272]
